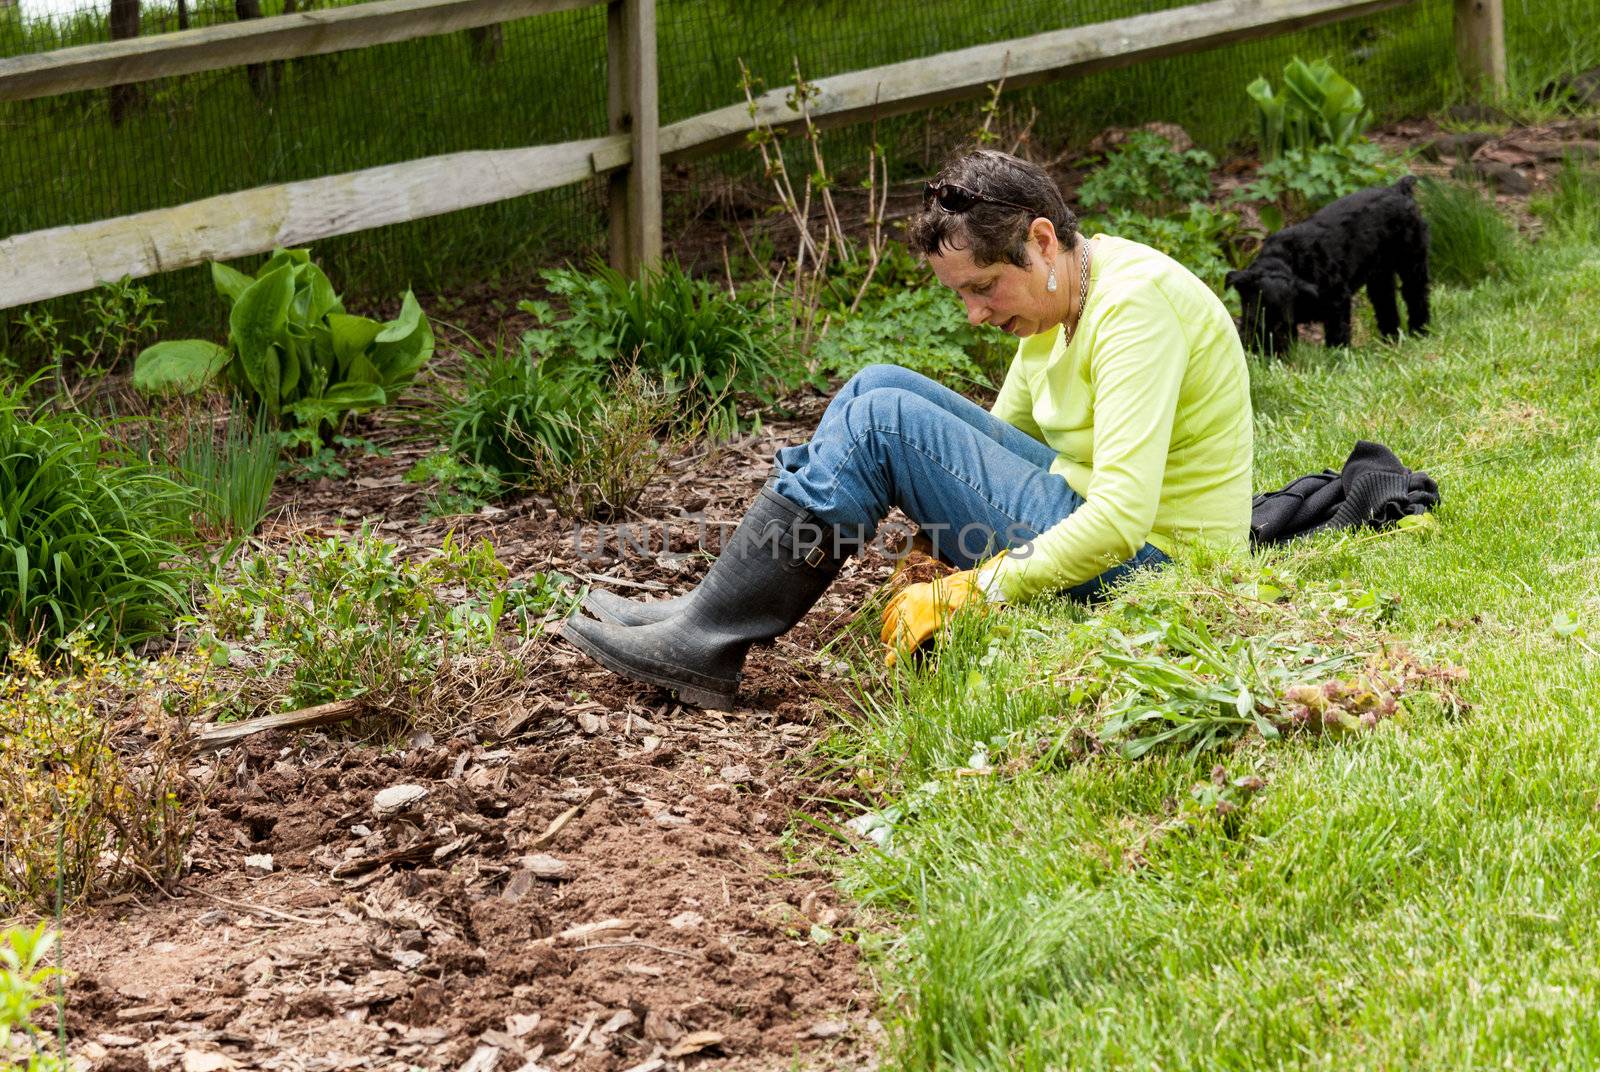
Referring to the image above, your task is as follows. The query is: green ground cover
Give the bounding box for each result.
[824,223,1600,1068]
[4,0,1597,345]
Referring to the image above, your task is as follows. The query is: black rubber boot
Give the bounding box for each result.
[560,485,849,709]
[582,587,686,627]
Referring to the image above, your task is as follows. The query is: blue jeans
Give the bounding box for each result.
[771,364,1168,602]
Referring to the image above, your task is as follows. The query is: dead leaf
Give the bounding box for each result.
[665,1030,725,1057]
[506,1012,542,1038]
[600,1009,638,1035]
[458,1043,500,1072]
[551,918,630,943]
[520,854,571,880]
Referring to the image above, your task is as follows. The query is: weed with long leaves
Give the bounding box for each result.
[0,382,195,658]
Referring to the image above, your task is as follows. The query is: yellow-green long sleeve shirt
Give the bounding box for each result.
[984,234,1253,601]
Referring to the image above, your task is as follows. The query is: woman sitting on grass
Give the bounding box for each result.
[563,148,1253,709]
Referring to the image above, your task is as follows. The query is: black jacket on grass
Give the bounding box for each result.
[1250,440,1440,548]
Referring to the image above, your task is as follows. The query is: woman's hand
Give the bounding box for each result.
[880,558,1001,666]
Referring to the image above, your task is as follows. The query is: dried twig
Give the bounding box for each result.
[530,787,599,850]
[186,886,329,926]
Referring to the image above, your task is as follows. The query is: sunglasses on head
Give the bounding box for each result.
[922,181,1035,216]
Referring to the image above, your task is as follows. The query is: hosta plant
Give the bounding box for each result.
[132,249,433,430]
[1248,57,1371,161]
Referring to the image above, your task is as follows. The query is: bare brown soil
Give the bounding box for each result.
[60,403,896,1072]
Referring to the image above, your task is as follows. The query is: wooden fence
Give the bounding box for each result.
[0,0,1506,310]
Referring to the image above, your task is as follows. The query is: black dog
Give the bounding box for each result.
[1228,176,1431,356]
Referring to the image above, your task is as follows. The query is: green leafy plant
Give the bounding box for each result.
[275,429,389,484]
[0,383,194,657]
[0,923,65,1071]
[1235,142,1404,228]
[132,249,433,431]
[1248,57,1371,161]
[201,528,553,711]
[405,449,504,519]
[1077,130,1217,216]
[444,335,595,491]
[1084,203,1240,295]
[525,259,799,432]
[811,284,1010,392]
[14,278,164,399]
[1,638,205,910]
[1418,178,1522,286]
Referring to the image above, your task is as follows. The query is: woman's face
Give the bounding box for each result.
[927,218,1063,339]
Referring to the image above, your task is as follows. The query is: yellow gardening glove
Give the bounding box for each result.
[880,552,1005,667]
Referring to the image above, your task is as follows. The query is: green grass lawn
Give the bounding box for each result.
[823,230,1600,1069]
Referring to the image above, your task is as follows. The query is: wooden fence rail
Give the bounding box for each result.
[0,0,1505,310]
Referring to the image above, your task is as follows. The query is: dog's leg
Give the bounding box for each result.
[1368,269,1401,340]
[1324,293,1354,348]
[1399,252,1431,335]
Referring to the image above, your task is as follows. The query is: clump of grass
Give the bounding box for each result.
[529,259,802,433]
[1533,156,1600,243]
[1419,178,1521,285]
[0,382,195,658]
[444,320,722,520]
[443,333,594,491]
[0,638,206,911]
[132,399,278,540]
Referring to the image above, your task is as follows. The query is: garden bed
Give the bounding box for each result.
[60,409,894,1072]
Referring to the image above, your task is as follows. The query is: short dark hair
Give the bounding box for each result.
[907,149,1080,268]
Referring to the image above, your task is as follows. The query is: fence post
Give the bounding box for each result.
[107,0,140,123]
[606,0,660,277]
[1454,0,1506,97]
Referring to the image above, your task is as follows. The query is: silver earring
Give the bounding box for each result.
[1046,268,1058,293]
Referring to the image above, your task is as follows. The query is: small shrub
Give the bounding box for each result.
[201,529,574,712]
[132,249,433,431]
[0,923,66,1071]
[1235,142,1405,228]
[1084,203,1238,296]
[0,384,195,657]
[1248,57,1371,161]
[0,639,204,910]
[1532,157,1600,243]
[535,367,703,522]
[15,277,164,385]
[404,449,503,519]
[1418,178,1521,286]
[1077,130,1217,216]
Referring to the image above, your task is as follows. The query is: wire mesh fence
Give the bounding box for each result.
[2,0,1596,347]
